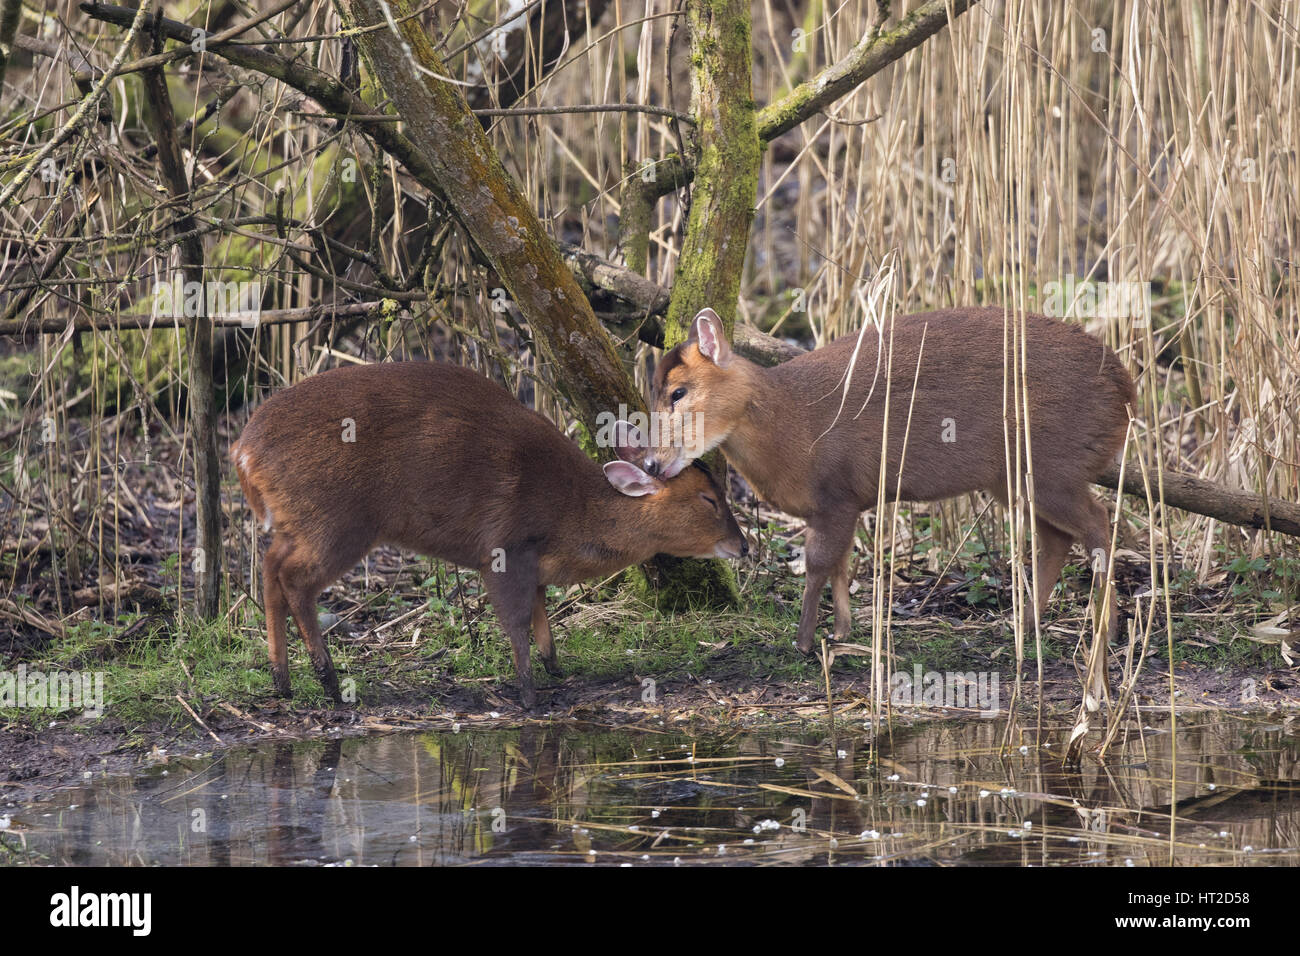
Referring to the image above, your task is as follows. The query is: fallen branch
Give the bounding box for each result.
[1098,461,1300,538]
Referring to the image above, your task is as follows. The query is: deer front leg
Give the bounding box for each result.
[484,551,541,710]
[531,586,563,677]
[795,517,857,654]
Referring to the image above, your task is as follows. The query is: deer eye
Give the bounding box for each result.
[670,386,687,404]
[700,494,716,508]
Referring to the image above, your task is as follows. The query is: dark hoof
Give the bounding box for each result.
[542,659,564,678]
[795,638,816,655]
[311,659,341,704]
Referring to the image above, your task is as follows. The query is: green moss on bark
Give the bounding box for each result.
[646,0,763,608]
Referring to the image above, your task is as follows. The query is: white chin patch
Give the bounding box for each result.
[661,457,687,479]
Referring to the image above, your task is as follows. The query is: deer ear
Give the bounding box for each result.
[692,308,732,366]
[611,419,647,463]
[603,461,663,497]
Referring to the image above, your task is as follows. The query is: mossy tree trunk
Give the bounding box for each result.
[664,0,761,341]
[639,0,761,610]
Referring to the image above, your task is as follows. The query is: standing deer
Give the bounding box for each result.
[644,307,1135,696]
[233,361,746,709]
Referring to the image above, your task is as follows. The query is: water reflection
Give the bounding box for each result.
[4,714,1297,865]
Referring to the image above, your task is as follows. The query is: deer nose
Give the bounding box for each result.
[643,458,661,477]
[740,539,750,557]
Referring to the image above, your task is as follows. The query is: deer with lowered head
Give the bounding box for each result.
[233,361,747,710]
[643,307,1135,695]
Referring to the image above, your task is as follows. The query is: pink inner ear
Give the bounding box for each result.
[696,315,718,361]
[603,460,659,497]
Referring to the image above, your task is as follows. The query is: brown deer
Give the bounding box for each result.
[645,307,1135,696]
[232,361,746,710]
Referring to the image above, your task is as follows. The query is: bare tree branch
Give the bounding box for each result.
[625,0,979,211]
[332,0,643,431]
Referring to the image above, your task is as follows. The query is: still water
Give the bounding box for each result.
[4,713,1297,865]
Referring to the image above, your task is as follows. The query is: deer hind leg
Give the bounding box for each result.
[276,540,356,704]
[1023,517,1075,636]
[1036,491,1119,702]
[830,547,855,641]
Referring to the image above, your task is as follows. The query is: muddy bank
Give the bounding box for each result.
[3,654,1297,806]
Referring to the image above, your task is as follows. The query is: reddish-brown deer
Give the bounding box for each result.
[645,307,1135,696]
[232,361,746,710]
